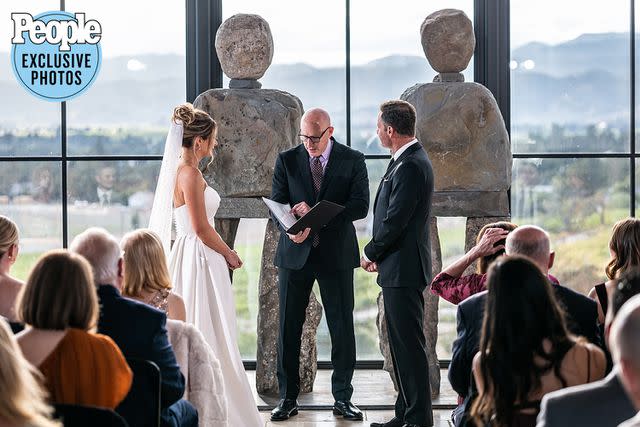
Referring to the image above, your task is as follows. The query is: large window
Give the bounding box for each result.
[2,1,185,289]
[510,0,633,293]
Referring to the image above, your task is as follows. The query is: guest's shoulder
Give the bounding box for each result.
[86,330,122,350]
[104,289,166,323]
[460,289,488,309]
[555,283,596,308]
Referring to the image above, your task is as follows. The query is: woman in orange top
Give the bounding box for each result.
[16,250,132,409]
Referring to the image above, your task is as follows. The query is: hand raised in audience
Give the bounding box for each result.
[473,227,509,257]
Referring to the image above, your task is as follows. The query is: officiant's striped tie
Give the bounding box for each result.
[311,156,323,247]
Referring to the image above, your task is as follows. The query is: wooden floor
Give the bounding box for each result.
[258,409,453,426]
[249,369,456,426]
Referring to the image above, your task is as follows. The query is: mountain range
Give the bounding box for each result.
[0,32,634,130]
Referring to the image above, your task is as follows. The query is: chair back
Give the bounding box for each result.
[54,403,128,427]
[116,358,161,427]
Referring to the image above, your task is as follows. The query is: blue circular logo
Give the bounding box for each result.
[11,11,102,102]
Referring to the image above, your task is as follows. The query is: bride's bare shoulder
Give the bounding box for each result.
[176,164,203,183]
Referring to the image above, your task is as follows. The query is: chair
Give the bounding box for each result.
[53,403,128,427]
[116,358,162,427]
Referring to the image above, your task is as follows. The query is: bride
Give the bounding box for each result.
[149,103,263,427]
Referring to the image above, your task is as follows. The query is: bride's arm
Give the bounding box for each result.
[178,166,236,259]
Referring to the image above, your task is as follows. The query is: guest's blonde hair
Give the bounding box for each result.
[17,250,98,332]
[0,318,60,427]
[121,229,172,297]
[0,215,19,257]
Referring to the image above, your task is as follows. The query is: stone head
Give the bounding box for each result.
[421,9,475,73]
[215,14,274,82]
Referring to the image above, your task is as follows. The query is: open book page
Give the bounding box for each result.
[262,197,297,230]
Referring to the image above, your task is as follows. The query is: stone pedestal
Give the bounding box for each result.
[376,217,442,397]
[255,219,323,395]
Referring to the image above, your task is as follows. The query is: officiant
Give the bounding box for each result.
[270,108,369,422]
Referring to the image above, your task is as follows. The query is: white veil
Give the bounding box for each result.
[149,121,183,256]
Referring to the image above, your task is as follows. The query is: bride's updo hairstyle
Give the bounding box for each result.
[172,103,217,148]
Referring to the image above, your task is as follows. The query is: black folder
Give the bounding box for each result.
[263,198,345,234]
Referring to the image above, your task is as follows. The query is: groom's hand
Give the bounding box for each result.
[360,257,373,271]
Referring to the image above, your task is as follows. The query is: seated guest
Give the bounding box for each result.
[469,256,605,427]
[16,250,132,409]
[70,228,197,427]
[610,294,640,427]
[0,216,24,329]
[589,218,640,325]
[120,229,186,321]
[449,225,601,425]
[536,269,640,427]
[431,222,521,304]
[0,317,61,427]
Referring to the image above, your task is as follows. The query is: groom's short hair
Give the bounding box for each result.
[380,100,416,137]
[70,227,121,285]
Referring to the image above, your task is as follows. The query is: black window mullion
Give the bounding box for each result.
[61,0,67,248]
[345,0,351,147]
[61,102,68,248]
[631,0,636,217]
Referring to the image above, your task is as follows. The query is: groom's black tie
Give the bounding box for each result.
[385,157,395,175]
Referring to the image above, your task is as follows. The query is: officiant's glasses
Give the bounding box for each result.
[299,127,330,144]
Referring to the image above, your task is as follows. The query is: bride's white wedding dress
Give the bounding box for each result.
[168,186,263,427]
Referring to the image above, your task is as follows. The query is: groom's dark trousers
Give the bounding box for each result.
[271,139,369,401]
[364,142,434,426]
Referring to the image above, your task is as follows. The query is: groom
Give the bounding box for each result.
[270,108,369,421]
[361,100,434,427]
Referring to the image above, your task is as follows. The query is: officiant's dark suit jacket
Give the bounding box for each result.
[271,138,369,271]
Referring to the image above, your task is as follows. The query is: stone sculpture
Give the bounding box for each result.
[194,13,322,396]
[376,8,512,397]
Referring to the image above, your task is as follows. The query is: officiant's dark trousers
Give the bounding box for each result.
[277,258,356,401]
[383,286,433,426]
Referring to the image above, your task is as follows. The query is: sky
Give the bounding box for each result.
[0,0,633,67]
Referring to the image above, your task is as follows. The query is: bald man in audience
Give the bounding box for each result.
[611,294,640,427]
[536,269,637,427]
[449,225,601,426]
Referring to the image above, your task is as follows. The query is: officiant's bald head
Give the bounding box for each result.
[299,108,334,157]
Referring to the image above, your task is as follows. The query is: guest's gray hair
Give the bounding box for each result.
[505,225,551,268]
[69,227,121,285]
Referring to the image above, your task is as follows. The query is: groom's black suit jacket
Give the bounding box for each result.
[364,142,434,288]
[271,138,369,271]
